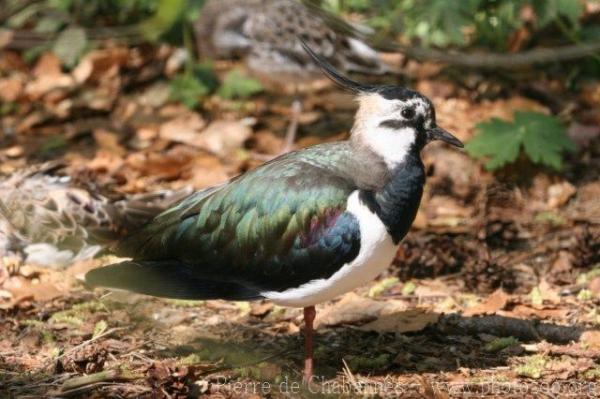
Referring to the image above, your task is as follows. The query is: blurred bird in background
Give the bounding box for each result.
[0,163,191,268]
[194,0,394,154]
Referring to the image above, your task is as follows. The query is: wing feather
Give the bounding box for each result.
[98,145,362,295]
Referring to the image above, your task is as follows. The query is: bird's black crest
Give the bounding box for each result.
[300,38,421,102]
[300,38,375,93]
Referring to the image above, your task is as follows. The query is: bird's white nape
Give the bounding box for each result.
[351,93,418,169]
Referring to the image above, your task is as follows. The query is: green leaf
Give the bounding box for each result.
[52,27,87,68]
[399,0,482,47]
[169,62,218,108]
[532,0,584,27]
[554,0,584,25]
[169,74,210,109]
[517,112,575,169]
[217,69,263,100]
[465,117,522,170]
[466,111,575,171]
[138,0,186,41]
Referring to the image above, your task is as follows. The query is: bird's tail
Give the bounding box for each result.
[85,260,263,301]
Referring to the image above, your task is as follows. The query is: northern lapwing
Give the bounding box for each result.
[85,42,463,382]
[194,0,390,155]
[0,162,191,267]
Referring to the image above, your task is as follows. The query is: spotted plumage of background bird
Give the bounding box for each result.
[194,0,392,153]
[86,42,463,382]
[0,163,191,267]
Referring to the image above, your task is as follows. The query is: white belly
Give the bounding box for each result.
[262,191,398,308]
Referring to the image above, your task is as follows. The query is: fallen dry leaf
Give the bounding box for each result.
[72,47,129,84]
[535,279,562,305]
[251,130,284,155]
[194,119,254,157]
[186,154,230,188]
[463,289,509,317]
[360,308,440,333]
[25,53,74,99]
[93,129,125,156]
[3,276,64,304]
[315,292,408,328]
[159,112,206,147]
[547,181,576,209]
[588,277,600,294]
[580,331,600,349]
[508,304,569,319]
[250,301,273,317]
[0,76,23,102]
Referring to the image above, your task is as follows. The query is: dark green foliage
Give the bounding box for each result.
[4,0,203,66]
[465,111,576,170]
[217,69,264,100]
[328,0,587,50]
[531,0,584,27]
[5,0,158,29]
[138,0,187,41]
[170,63,218,108]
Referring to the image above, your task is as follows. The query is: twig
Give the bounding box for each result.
[61,368,141,392]
[436,314,586,344]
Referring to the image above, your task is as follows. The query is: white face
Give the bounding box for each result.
[352,93,434,170]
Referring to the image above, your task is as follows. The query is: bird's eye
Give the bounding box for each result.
[401,108,415,119]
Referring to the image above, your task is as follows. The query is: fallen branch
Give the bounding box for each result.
[393,42,600,69]
[435,314,586,344]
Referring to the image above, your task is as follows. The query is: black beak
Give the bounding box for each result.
[427,127,463,148]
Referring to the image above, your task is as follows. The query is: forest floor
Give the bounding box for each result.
[1,44,599,398]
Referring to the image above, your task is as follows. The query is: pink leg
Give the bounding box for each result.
[303,305,316,383]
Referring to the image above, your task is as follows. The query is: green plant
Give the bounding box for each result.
[4,0,202,66]
[217,69,263,100]
[515,354,548,379]
[325,0,587,50]
[6,0,159,29]
[465,111,576,170]
[484,336,520,352]
[169,62,218,108]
